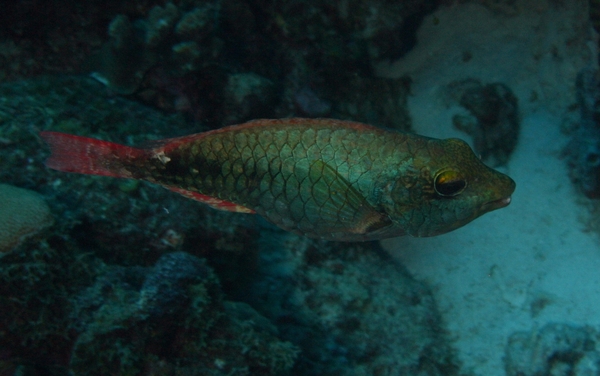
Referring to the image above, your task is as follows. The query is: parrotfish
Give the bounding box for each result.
[40,118,515,241]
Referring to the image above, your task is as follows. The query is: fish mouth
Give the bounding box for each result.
[482,196,512,212]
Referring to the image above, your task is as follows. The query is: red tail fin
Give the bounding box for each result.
[40,131,145,178]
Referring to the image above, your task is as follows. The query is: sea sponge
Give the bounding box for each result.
[0,184,54,253]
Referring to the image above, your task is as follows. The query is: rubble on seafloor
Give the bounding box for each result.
[505,323,600,376]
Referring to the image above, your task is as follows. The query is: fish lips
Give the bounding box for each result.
[481,196,512,212]
[480,175,516,212]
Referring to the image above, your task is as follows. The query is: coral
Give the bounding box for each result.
[0,214,290,375]
[86,1,281,125]
[449,79,520,166]
[256,0,436,62]
[175,4,218,39]
[293,87,332,117]
[88,2,221,91]
[221,73,277,124]
[88,14,150,94]
[246,233,462,375]
[0,242,103,373]
[69,252,299,376]
[327,75,413,132]
[505,323,600,375]
[0,0,429,138]
[471,0,520,16]
[589,0,600,60]
[85,0,430,128]
[0,0,175,82]
[0,183,53,253]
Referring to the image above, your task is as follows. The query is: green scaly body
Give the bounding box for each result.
[128,118,514,240]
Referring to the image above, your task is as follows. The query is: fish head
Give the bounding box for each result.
[389,137,516,237]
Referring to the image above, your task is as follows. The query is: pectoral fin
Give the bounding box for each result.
[307,160,392,235]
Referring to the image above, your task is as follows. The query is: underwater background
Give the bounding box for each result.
[0,0,598,375]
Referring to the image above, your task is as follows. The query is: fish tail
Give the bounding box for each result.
[40,131,144,178]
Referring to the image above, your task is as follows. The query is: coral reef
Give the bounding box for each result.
[0,0,170,82]
[0,0,424,130]
[505,323,600,375]
[255,0,435,62]
[327,76,413,132]
[448,78,520,166]
[69,252,299,376]
[0,184,54,253]
[566,68,600,198]
[246,233,463,375]
[590,0,600,64]
[221,73,277,125]
[0,242,102,375]
[0,247,298,375]
[469,0,520,15]
[85,0,422,130]
[0,0,428,130]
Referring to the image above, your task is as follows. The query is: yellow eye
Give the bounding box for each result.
[434,169,467,197]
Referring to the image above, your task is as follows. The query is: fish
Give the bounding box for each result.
[40,118,515,241]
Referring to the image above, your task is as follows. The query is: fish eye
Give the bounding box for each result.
[434,169,467,197]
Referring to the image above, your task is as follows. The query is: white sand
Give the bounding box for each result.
[378,2,600,374]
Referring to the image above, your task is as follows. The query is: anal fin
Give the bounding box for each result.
[165,186,255,213]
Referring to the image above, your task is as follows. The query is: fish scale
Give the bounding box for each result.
[40,118,515,241]
[156,121,393,237]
